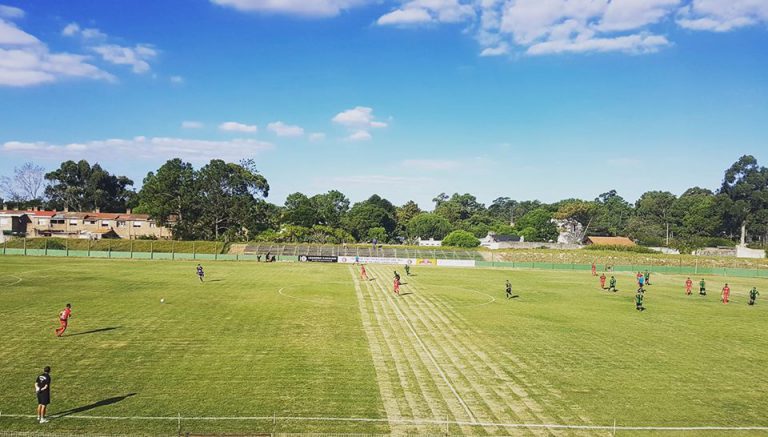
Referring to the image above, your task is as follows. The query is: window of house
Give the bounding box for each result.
[101,220,110,227]
[133,222,142,227]
[117,220,126,227]
[69,219,78,225]
[52,219,64,225]
[149,222,157,228]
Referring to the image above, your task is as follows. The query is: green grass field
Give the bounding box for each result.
[1,256,767,436]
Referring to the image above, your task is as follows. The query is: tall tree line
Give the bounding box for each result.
[2,155,767,247]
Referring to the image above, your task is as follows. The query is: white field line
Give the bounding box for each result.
[2,414,768,431]
[366,267,478,424]
[0,274,22,286]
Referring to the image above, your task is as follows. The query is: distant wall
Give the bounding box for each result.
[649,247,681,255]
[736,245,766,259]
[693,247,737,257]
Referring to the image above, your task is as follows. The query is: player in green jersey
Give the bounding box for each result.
[608,276,617,292]
[749,287,759,305]
[635,289,645,311]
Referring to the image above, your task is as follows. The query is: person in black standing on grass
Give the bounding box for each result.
[35,366,51,424]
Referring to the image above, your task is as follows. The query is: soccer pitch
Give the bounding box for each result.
[1,257,767,436]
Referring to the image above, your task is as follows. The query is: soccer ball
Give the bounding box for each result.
[160,298,165,304]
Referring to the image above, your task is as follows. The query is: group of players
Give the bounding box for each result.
[359,263,411,295]
[589,262,761,312]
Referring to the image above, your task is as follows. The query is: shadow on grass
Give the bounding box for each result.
[68,326,120,337]
[54,393,137,418]
[208,279,224,282]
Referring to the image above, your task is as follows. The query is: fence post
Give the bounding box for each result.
[150,241,154,259]
[172,239,176,261]
[130,240,133,259]
[193,242,196,260]
[66,238,69,257]
[87,238,91,257]
[3,237,6,255]
[215,242,219,261]
[44,238,48,256]
[108,239,112,258]
[24,237,27,256]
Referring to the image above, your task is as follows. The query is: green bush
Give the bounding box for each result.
[442,230,480,248]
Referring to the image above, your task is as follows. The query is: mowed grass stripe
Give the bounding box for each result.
[356,266,462,435]
[370,266,526,436]
[387,268,562,437]
[349,266,411,434]
[371,266,576,437]
[398,268,602,437]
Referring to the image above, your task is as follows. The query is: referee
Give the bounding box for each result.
[35,366,51,423]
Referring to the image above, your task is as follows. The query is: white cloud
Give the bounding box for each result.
[377,0,761,56]
[347,130,372,141]
[378,0,475,25]
[170,75,184,84]
[332,106,388,128]
[676,0,768,32]
[0,5,24,19]
[333,106,388,141]
[0,18,39,45]
[308,132,326,142]
[219,121,258,133]
[92,44,157,74]
[62,22,80,36]
[378,8,433,25]
[210,0,371,17]
[267,121,304,137]
[2,136,274,163]
[479,43,509,56]
[181,121,204,129]
[527,33,670,55]
[62,22,107,39]
[402,159,459,170]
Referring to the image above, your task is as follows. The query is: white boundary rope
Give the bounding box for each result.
[2,413,768,431]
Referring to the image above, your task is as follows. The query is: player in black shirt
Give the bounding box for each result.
[35,366,51,423]
[196,264,205,282]
[505,280,512,299]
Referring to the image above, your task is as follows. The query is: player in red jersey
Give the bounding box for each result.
[721,283,730,304]
[591,262,597,276]
[360,265,368,281]
[685,277,693,295]
[599,273,606,289]
[393,271,401,295]
[55,304,72,337]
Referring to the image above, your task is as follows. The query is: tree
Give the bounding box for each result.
[633,191,677,245]
[45,160,134,212]
[553,200,598,239]
[406,213,453,240]
[442,230,480,247]
[136,158,196,228]
[342,195,397,241]
[0,162,47,204]
[488,197,517,223]
[434,193,485,224]
[515,208,558,241]
[195,159,269,240]
[283,192,317,228]
[591,190,632,236]
[311,190,350,228]
[719,155,768,244]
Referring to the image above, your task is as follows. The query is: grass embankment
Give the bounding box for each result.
[2,238,227,254]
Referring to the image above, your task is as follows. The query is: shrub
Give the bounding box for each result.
[442,230,480,248]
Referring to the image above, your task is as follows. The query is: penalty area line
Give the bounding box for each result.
[1,414,767,431]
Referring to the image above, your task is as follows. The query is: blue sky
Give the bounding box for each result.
[1,0,766,209]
